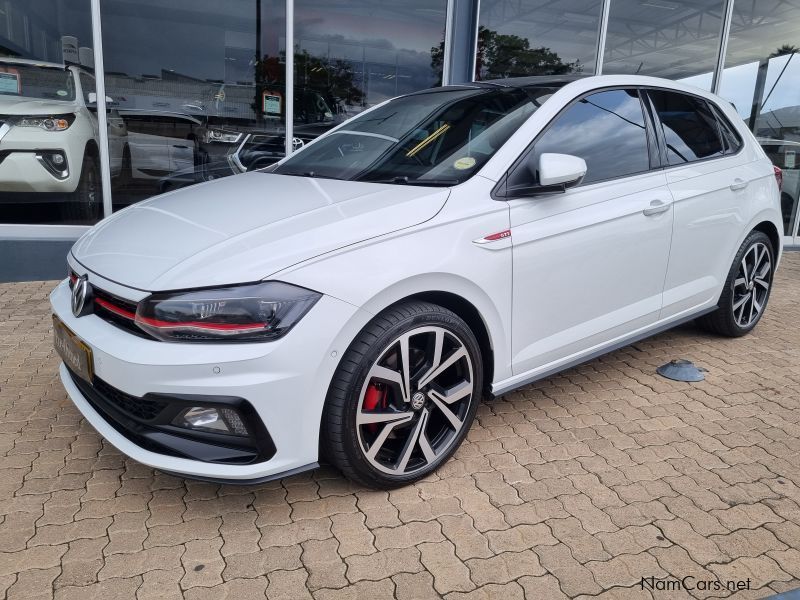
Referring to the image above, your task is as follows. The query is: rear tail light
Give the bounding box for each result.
[774,165,783,190]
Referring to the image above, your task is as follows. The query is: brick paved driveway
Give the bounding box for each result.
[1,254,800,600]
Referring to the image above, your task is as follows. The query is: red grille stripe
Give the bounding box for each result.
[95,296,136,320]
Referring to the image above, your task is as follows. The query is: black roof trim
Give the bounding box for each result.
[405,75,589,97]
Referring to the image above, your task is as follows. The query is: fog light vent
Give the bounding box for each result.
[174,406,248,436]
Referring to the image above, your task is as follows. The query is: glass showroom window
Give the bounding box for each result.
[1,0,99,225]
[261,0,450,158]
[475,0,602,80]
[719,0,800,241]
[99,0,286,211]
[602,0,726,90]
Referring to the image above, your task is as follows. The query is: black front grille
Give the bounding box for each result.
[91,376,167,421]
[93,287,138,314]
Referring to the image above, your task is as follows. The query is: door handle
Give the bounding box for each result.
[642,200,670,216]
[173,145,190,149]
[730,178,748,191]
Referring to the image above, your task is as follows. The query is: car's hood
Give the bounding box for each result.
[72,172,449,291]
[0,97,80,115]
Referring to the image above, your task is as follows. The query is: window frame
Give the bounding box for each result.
[708,102,744,155]
[642,87,742,169]
[493,85,660,199]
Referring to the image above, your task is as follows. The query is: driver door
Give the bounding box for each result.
[506,88,674,377]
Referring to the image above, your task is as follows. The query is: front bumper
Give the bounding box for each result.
[0,149,80,193]
[51,277,365,481]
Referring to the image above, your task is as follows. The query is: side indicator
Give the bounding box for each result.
[473,229,511,245]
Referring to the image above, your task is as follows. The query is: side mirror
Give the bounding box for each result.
[537,153,587,188]
[503,152,587,198]
[87,92,115,106]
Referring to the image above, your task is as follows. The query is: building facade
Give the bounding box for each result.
[1,0,799,280]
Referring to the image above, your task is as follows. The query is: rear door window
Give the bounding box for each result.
[648,90,724,165]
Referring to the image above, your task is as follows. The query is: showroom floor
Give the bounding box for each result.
[1,254,800,600]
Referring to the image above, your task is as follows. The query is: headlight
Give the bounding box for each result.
[207,129,242,144]
[15,114,75,131]
[134,281,321,342]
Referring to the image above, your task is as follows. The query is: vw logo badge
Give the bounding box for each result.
[411,391,426,411]
[71,274,91,318]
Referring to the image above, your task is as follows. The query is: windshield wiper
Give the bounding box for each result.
[275,171,345,181]
[366,176,460,186]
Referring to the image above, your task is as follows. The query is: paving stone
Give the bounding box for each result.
[535,543,602,597]
[465,550,545,585]
[393,571,441,600]
[222,545,303,579]
[438,514,493,560]
[300,538,348,590]
[345,547,422,582]
[266,568,313,600]
[418,540,474,594]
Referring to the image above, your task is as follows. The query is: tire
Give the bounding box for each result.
[697,230,775,337]
[118,145,133,187]
[62,153,102,223]
[321,301,483,489]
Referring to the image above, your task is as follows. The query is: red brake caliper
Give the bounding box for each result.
[363,383,387,433]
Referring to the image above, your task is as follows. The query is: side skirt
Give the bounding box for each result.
[490,306,717,398]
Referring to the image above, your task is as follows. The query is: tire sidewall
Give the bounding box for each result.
[66,153,102,222]
[338,309,483,487]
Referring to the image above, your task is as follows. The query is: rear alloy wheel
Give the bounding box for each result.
[322,302,482,488]
[697,231,774,337]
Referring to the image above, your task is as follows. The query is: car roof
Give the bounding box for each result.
[0,57,67,70]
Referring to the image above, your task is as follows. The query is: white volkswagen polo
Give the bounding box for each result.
[51,75,782,488]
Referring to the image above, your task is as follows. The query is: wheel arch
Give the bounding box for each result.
[396,290,494,395]
[752,219,781,257]
[84,138,100,160]
[350,272,511,389]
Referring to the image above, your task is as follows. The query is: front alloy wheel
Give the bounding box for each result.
[356,326,474,476]
[322,302,482,488]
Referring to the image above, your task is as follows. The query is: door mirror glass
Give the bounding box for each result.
[537,153,587,188]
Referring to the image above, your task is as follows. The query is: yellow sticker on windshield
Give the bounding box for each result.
[454,156,476,170]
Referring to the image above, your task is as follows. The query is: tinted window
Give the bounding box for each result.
[509,89,650,189]
[711,105,743,154]
[649,91,724,164]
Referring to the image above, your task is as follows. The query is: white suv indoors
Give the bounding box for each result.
[51,75,783,488]
[0,58,127,220]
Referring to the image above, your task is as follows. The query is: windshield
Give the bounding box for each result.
[0,63,76,102]
[273,86,558,186]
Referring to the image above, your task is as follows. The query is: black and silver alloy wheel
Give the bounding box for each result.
[698,230,775,337]
[731,241,771,328]
[356,326,474,476]
[322,301,482,488]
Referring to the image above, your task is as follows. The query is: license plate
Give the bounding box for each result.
[53,315,94,382]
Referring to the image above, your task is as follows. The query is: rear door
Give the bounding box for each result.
[647,89,754,320]
[507,88,674,376]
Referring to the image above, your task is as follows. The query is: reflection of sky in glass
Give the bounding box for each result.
[720,54,800,120]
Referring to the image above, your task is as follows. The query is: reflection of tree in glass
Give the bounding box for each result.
[250,51,365,118]
[431,26,582,82]
[295,50,364,111]
[770,44,799,58]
